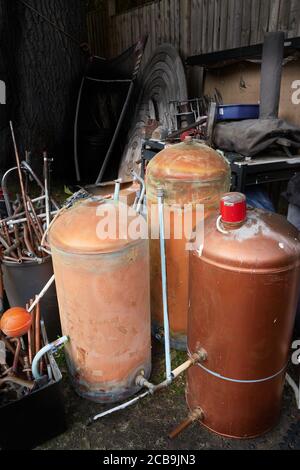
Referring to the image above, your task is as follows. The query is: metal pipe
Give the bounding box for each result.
[90,354,202,424]
[31,335,68,380]
[9,122,34,244]
[95,80,135,184]
[168,408,204,439]
[28,275,55,313]
[6,210,58,226]
[43,152,51,229]
[157,188,172,383]
[113,179,121,201]
[21,160,60,210]
[131,170,145,214]
[259,32,285,119]
[35,298,41,355]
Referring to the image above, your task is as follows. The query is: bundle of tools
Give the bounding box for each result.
[0,122,60,264]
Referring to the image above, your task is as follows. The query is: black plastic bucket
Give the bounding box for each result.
[2,256,61,341]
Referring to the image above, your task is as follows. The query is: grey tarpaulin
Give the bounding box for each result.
[213,118,300,157]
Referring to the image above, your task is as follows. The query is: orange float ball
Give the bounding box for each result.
[0,307,32,337]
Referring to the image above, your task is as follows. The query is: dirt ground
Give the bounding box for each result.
[38,341,300,451]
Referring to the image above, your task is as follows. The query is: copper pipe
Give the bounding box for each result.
[168,408,204,439]
[11,338,21,374]
[0,265,3,313]
[3,238,23,256]
[1,223,12,246]
[35,298,40,355]
[27,326,33,365]
[26,301,33,365]
[23,355,32,380]
[30,300,36,357]
[3,256,22,263]
[23,224,35,256]
[27,196,44,238]
[9,122,34,245]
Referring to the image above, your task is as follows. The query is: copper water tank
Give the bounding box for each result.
[146,139,230,349]
[49,198,151,402]
[187,193,300,438]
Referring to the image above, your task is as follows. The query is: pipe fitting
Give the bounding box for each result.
[169,407,204,439]
[135,372,155,393]
[189,347,208,365]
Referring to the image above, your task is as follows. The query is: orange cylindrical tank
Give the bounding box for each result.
[187,202,300,438]
[49,198,151,403]
[146,139,230,349]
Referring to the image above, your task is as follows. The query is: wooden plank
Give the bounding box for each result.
[232,0,242,47]
[190,0,198,54]
[207,0,215,52]
[201,0,208,54]
[219,0,228,50]
[288,0,300,37]
[278,0,291,32]
[174,0,180,50]
[166,0,171,42]
[180,0,191,56]
[151,1,156,52]
[268,0,281,31]
[258,0,270,41]
[213,0,221,51]
[156,0,162,46]
[241,0,251,46]
[226,0,235,48]
[250,0,261,44]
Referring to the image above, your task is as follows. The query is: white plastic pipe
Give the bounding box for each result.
[32,335,68,380]
[157,188,172,383]
[91,358,195,423]
[28,274,55,313]
[90,391,150,424]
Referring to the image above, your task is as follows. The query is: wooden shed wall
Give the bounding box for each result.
[87,0,300,61]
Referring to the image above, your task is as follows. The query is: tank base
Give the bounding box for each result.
[67,356,152,404]
[186,365,284,439]
[191,407,279,439]
[152,322,187,351]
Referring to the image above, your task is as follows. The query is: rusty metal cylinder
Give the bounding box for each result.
[49,198,151,403]
[187,202,300,438]
[146,139,230,349]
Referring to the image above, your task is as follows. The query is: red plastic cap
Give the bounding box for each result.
[220,192,246,224]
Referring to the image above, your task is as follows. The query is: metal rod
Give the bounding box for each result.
[35,298,41,355]
[95,81,135,184]
[28,275,55,313]
[157,188,172,383]
[9,122,34,244]
[43,152,51,229]
[6,210,58,226]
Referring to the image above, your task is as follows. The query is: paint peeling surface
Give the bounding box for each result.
[49,201,151,403]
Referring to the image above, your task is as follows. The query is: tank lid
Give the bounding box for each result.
[49,199,146,254]
[146,139,230,182]
[199,209,300,271]
[220,192,246,224]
